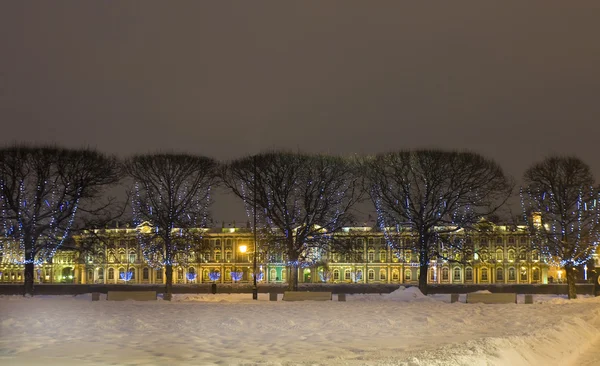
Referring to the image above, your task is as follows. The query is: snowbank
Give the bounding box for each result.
[385,286,436,302]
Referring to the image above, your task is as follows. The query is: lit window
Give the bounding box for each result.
[508,250,515,261]
[496,249,504,261]
[496,267,504,281]
[453,268,461,281]
[481,268,488,281]
[532,268,540,281]
[379,269,386,280]
[379,251,386,263]
[404,269,411,281]
[465,267,473,281]
[508,267,516,281]
[344,270,351,280]
[442,267,449,281]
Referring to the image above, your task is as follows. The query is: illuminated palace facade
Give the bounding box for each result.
[1,220,595,286]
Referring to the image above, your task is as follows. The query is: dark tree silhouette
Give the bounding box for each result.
[126,153,217,301]
[221,151,362,291]
[366,150,512,295]
[0,146,120,296]
[521,156,600,299]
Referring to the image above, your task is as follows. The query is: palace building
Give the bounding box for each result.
[1,219,596,286]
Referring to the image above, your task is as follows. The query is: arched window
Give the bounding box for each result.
[453,267,461,281]
[496,267,504,281]
[129,268,135,280]
[442,267,449,281]
[215,251,221,262]
[156,268,163,280]
[520,267,527,281]
[519,250,526,261]
[481,268,489,282]
[508,267,516,281]
[481,251,489,262]
[344,269,351,280]
[142,267,149,280]
[496,249,504,261]
[108,268,114,280]
[333,269,340,280]
[87,269,93,282]
[356,269,363,282]
[225,251,232,262]
[532,267,540,281]
[532,250,540,261]
[98,268,104,280]
[118,268,125,280]
[270,268,277,281]
[404,269,411,281]
[379,269,387,280]
[368,269,375,280]
[178,267,184,280]
[367,250,374,262]
[465,267,473,281]
[379,250,386,263]
[429,267,435,281]
[203,269,210,281]
[508,250,515,261]
[392,269,399,281]
[281,269,286,281]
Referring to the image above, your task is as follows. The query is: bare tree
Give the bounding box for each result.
[521,156,600,299]
[0,146,121,296]
[126,153,217,300]
[221,151,362,291]
[365,150,512,295]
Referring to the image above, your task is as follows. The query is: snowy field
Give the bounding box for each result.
[1,287,600,366]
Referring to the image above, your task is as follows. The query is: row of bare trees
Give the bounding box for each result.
[1,145,598,299]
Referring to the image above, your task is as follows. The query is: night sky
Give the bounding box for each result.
[1,2,599,223]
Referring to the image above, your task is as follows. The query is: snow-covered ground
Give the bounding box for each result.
[1,287,600,365]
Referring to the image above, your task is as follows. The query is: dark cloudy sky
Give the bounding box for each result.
[1,2,599,222]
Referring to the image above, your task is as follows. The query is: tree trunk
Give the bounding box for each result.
[286,238,299,291]
[565,265,577,300]
[23,237,35,297]
[164,264,173,301]
[287,264,299,291]
[418,233,430,295]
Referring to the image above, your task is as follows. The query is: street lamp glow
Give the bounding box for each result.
[239,245,247,253]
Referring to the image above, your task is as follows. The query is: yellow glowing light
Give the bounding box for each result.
[239,245,247,253]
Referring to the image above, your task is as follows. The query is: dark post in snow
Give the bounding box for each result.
[252,154,258,300]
